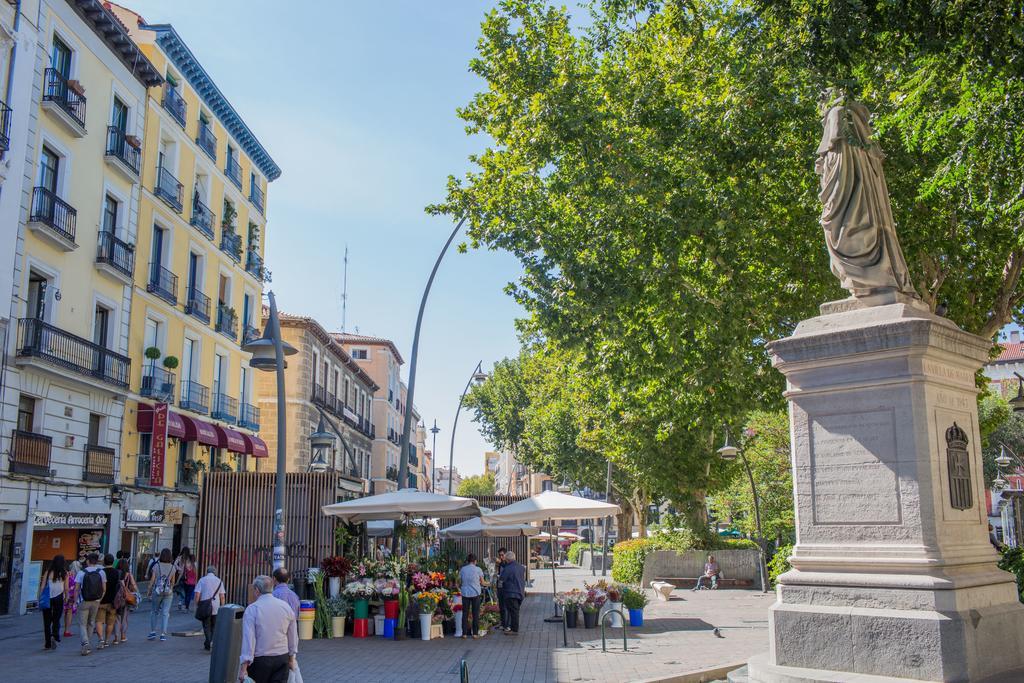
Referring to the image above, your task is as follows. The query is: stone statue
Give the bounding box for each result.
[815,97,918,301]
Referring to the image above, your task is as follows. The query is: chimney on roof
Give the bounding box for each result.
[1012,331,1021,344]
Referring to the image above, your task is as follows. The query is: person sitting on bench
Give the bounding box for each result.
[693,554,720,590]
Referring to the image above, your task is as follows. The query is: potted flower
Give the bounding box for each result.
[452,592,463,638]
[622,586,649,627]
[556,589,584,628]
[480,603,502,633]
[416,592,440,641]
[325,596,350,637]
[320,556,351,598]
[344,579,374,620]
[606,583,624,628]
[376,578,401,622]
[582,587,606,628]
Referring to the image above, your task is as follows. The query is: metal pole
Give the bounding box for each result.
[448,361,482,495]
[602,460,612,577]
[395,216,467,554]
[430,420,440,493]
[269,291,287,571]
[739,450,769,593]
[544,520,562,622]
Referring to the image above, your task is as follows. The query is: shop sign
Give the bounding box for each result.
[164,506,183,524]
[151,402,168,487]
[33,511,110,528]
[126,509,165,524]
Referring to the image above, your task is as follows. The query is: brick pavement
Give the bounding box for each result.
[0,567,771,682]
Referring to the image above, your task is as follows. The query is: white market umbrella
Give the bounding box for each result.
[321,488,481,523]
[438,517,540,539]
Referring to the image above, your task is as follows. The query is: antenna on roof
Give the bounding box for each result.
[341,244,349,334]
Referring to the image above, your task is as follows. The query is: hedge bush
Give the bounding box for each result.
[611,533,762,584]
[611,539,652,584]
[998,545,1024,603]
[767,544,793,587]
[567,541,588,566]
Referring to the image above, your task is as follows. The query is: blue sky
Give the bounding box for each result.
[125,0,522,478]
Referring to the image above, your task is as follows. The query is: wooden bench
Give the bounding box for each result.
[654,577,754,589]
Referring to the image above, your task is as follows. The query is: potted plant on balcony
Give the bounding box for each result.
[182,458,206,485]
[125,134,141,149]
[162,355,179,370]
[67,79,85,96]
[144,346,161,362]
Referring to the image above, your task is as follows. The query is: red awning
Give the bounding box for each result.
[214,426,247,453]
[136,404,186,438]
[180,415,219,446]
[242,433,269,458]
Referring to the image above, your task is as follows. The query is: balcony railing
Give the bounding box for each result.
[147,262,178,305]
[225,156,242,188]
[220,229,242,262]
[95,231,134,279]
[155,164,183,212]
[105,126,140,175]
[211,392,238,424]
[386,465,398,482]
[83,444,114,483]
[135,454,151,487]
[250,181,264,214]
[215,305,238,340]
[190,194,214,240]
[238,402,260,431]
[0,99,12,151]
[162,86,186,127]
[42,68,86,128]
[140,363,175,402]
[180,379,209,414]
[30,187,77,244]
[10,430,52,477]
[16,317,130,388]
[245,249,266,281]
[196,121,217,160]
[243,325,260,344]
[185,286,211,323]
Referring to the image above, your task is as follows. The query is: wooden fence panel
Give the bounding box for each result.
[439,494,531,579]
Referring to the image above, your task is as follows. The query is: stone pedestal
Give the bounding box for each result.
[748,301,1024,682]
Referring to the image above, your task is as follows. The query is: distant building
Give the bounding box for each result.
[435,466,462,495]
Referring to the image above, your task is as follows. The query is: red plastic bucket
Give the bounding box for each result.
[383,599,399,620]
[353,618,370,638]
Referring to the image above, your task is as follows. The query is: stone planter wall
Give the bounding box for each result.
[639,549,762,589]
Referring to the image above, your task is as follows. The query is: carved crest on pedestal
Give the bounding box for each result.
[945,423,973,510]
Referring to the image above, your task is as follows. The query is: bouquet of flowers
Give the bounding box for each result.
[582,587,607,613]
[480,603,502,630]
[555,588,586,609]
[375,578,402,598]
[606,584,623,603]
[621,586,649,610]
[415,591,441,614]
[320,556,352,578]
[429,571,447,588]
[452,592,462,613]
[412,572,432,591]
[343,579,375,599]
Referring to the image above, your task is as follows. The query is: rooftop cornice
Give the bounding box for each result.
[70,0,163,87]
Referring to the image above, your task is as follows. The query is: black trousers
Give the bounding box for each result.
[498,592,507,628]
[461,595,481,636]
[42,594,64,647]
[248,654,291,683]
[201,614,216,648]
[505,596,522,632]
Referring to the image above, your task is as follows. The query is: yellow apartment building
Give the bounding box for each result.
[0,0,162,614]
[107,4,280,562]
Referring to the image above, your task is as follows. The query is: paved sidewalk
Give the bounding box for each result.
[0,567,772,682]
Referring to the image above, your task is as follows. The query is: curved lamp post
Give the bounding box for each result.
[242,290,297,571]
[717,430,769,593]
[448,360,489,494]
[308,412,336,473]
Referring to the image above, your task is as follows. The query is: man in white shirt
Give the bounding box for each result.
[75,552,106,656]
[239,575,297,683]
[193,565,226,651]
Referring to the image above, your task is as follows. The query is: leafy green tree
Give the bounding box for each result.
[980,393,1024,487]
[457,472,497,497]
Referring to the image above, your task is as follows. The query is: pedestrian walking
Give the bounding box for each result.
[272,568,300,618]
[194,565,226,651]
[238,575,298,683]
[39,554,68,651]
[174,547,198,610]
[495,547,508,629]
[76,552,106,655]
[63,559,80,637]
[147,548,178,641]
[499,551,526,634]
[95,554,121,649]
[458,554,487,639]
[114,558,137,643]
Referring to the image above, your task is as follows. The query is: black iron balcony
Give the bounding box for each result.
[196,121,217,160]
[220,229,242,262]
[225,155,242,188]
[190,194,214,240]
[30,186,77,244]
[211,392,238,424]
[147,262,177,305]
[245,249,266,281]
[386,465,398,482]
[11,429,52,477]
[83,444,114,483]
[180,379,209,414]
[185,286,211,323]
[162,85,186,127]
[95,231,134,279]
[238,402,260,431]
[216,304,238,340]
[135,454,151,487]
[105,126,140,175]
[16,317,130,388]
[0,99,12,151]
[140,363,175,402]
[42,68,86,129]
[250,181,264,214]
[155,164,183,212]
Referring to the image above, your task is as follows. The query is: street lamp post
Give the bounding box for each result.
[448,360,488,495]
[242,291,297,571]
[429,420,440,492]
[717,430,769,593]
[395,216,467,554]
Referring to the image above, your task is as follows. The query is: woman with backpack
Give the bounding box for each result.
[147,548,178,641]
[38,554,68,650]
[174,547,198,611]
[113,558,137,643]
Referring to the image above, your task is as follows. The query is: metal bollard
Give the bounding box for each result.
[209,604,245,683]
[460,657,470,683]
[600,608,628,653]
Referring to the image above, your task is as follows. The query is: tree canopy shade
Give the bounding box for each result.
[457,472,497,497]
